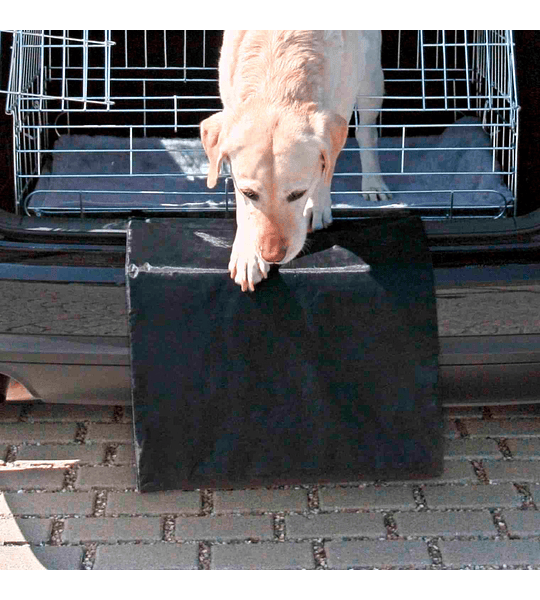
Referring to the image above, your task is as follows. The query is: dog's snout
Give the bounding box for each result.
[260,234,288,263]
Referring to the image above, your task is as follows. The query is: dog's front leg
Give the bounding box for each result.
[304,182,332,231]
[228,235,270,292]
[228,200,270,292]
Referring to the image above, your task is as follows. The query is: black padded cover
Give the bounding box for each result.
[126,216,442,492]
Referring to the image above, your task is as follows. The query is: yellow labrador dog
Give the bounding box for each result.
[200,31,390,291]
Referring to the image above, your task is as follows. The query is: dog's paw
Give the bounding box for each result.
[310,205,333,231]
[362,176,392,202]
[228,247,270,292]
[304,198,333,232]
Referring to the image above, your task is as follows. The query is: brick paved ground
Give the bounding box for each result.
[1,401,540,569]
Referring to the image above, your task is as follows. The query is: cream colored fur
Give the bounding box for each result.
[200,31,390,292]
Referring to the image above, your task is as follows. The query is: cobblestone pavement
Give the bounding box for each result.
[1,401,540,570]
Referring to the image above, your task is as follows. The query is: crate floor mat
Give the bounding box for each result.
[31,117,512,214]
[126,216,442,492]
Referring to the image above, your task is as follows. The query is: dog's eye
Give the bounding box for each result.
[287,190,306,202]
[241,189,259,201]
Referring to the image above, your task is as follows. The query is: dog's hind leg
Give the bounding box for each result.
[355,41,391,201]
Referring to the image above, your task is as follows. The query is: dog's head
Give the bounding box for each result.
[200,104,348,264]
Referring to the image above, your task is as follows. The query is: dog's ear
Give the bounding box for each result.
[200,111,227,188]
[311,111,349,185]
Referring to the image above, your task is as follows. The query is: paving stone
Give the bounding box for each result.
[0,516,52,544]
[439,539,540,567]
[63,516,162,543]
[504,509,540,537]
[0,422,76,443]
[319,485,415,511]
[483,460,540,483]
[326,540,431,568]
[530,484,540,505]
[423,484,522,509]
[213,541,314,570]
[414,460,478,484]
[0,467,65,491]
[1,491,95,516]
[507,439,540,459]
[3,401,540,570]
[94,542,198,569]
[112,444,136,465]
[0,545,83,570]
[32,546,84,569]
[16,443,105,464]
[396,510,495,538]
[0,404,21,422]
[76,466,137,490]
[286,512,386,539]
[175,514,273,542]
[107,491,200,515]
[444,438,502,460]
[85,423,133,443]
[463,419,540,438]
[28,404,114,422]
[214,488,307,513]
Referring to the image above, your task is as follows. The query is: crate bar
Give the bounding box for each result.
[4,30,113,46]
[183,30,187,82]
[484,30,493,109]
[203,30,206,68]
[39,31,46,112]
[143,80,147,136]
[144,30,148,69]
[15,31,24,103]
[442,30,448,110]
[129,127,133,175]
[400,127,406,173]
[163,30,168,68]
[104,30,112,108]
[82,30,88,110]
[17,120,517,132]
[24,166,516,178]
[61,30,67,111]
[421,31,427,111]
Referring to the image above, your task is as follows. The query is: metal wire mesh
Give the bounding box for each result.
[1,30,519,219]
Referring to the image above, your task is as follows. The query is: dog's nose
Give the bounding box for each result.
[260,235,288,263]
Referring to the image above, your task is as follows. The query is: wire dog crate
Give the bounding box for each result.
[1,30,519,220]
